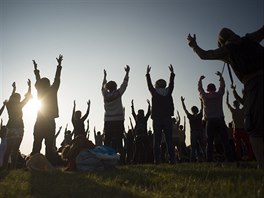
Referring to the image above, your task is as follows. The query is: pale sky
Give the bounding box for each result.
[0,0,263,155]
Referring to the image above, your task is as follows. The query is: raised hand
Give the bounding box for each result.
[12,82,16,89]
[200,75,205,80]
[125,65,130,73]
[147,99,150,105]
[169,64,174,73]
[56,54,63,66]
[215,71,222,76]
[104,69,107,77]
[147,65,151,74]
[32,60,38,70]
[87,100,91,107]
[131,99,134,106]
[187,34,197,47]
[27,79,31,87]
[181,96,185,102]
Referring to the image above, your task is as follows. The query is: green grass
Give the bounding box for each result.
[0,162,263,198]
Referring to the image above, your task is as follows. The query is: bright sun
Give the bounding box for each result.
[23,96,41,114]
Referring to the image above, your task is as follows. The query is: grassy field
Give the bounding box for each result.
[0,162,263,198]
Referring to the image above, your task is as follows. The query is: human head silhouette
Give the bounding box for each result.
[10,93,21,103]
[39,77,50,89]
[207,83,216,92]
[191,106,199,114]
[155,79,166,88]
[105,81,117,92]
[74,110,82,120]
[217,27,239,47]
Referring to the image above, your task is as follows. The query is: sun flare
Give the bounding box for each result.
[23,96,41,114]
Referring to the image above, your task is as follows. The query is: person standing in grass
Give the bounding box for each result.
[2,80,32,169]
[131,99,151,164]
[181,96,206,162]
[146,64,176,164]
[30,55,63,165]
[102,65,130,163]
[197,72,233,162]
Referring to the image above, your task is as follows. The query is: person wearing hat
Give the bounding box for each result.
[198,72,233,162]
[187,26,263,167]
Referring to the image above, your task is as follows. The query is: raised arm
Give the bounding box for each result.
[145,99,151,120]
[0,102,5,116]
[180,96,190,116]
[11,82,16,96]
[81,100,91,121]
[231,85,244,105]
[187,33,229,60]
[146,65,155,93]
[94,126,96,138]
[33,60,41,81]
[216,71,225,94]
[53,54,63,89]
[168,64,175,92]
[21,79,32,107]
[71,100,76,123]
[119,65,130,95]
[176,110,181,125]
[129,117,134,131]
[102,69,107,92]
[226,90,233,111]
[198,75,205,96]
[131,100,137,121]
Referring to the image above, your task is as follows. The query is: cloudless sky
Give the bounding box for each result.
[0,0,263,155]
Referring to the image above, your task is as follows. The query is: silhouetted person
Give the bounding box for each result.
[146,64,176,164]
[2,80,32,169]
[58,124,73,153]
[226,91,254,161]
[31,55,63,165]
[198,72,232,162]
[94,127,104,146]
[131,99,151,164]
[181,96,206,162]
[102,65,130,163]
[188,26,263,167]
[72,100,91,139]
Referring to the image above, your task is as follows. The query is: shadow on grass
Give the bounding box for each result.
[29,169,144,198]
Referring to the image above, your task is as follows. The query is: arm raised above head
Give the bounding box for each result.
[33,60,41,81]
[187,33,229,60]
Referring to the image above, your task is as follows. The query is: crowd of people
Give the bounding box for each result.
[0,26,263,171]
